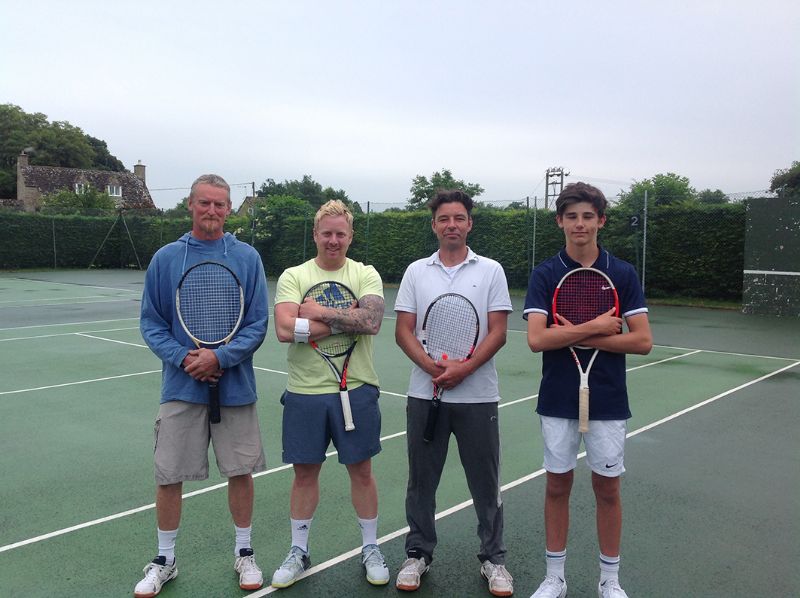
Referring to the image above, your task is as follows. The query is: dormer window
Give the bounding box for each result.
[107,184,122,197]
[75,183,89,194]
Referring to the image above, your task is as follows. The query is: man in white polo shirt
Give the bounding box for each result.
[394,190,514,597]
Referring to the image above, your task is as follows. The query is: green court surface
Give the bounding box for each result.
[0,270,797,597]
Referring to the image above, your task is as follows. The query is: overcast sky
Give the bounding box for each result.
[1,1,797,210]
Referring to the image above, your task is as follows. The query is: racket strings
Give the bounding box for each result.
[178,265,242,343]
[424,296,478,360]
[305,282,358,357]
[555,271,616,325]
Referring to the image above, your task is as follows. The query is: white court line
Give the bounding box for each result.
[0,298,137,309]
[0,346,759,556]
[75,333,148,349]
[0,370,161,396]
[0,317,139,332]
[0,294,136,305]
[4,277,139,293]
[0,327,140,343]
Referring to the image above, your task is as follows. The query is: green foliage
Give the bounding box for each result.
[769,160,800,196]
[257,175,350,210]
[620,172,695,208]
[162,197,189,219]
[407,168,485,210]
[0,103,127,198]
[0,203,746,302]
[696,189,729,204]
[40,187,116,214]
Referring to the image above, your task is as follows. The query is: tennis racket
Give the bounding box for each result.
[176,261,244,424]
[420,293,480,442]
[304,281,359,432]
[552,267,619,433]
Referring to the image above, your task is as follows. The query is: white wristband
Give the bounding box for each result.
[294,318,310,343]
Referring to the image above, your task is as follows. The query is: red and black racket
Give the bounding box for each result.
[304,281,359,431]
[420,293,480,442]
[552,267,619,433]
[176,261,245,424]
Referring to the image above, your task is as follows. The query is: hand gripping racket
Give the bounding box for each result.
[421,293,480,442]
[552,267,619,433]
[176,261,245,424]
[304,281,359,432]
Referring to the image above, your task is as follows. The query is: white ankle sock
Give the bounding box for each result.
[545,548,566,580]
[157,528,178,564]
[290,518,312,552]
[357,516,378,547]
[599,553,620,583]
[234,524,252,555]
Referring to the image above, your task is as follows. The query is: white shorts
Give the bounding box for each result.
[539,416,627,477]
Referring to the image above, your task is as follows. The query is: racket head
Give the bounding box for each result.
[304,280,358,357]
[552,267,619,327]
[421,293,480,361]
[176,261,245,346]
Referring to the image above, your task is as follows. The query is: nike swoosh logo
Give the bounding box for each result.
[605,463,618,469]
[601,286,612,291]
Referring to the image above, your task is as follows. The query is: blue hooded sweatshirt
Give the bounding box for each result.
[140,232,268,406]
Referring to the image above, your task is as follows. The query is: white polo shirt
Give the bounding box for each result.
[394,248,512,404]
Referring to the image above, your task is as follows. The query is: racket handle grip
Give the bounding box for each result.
[209,382,221,424]
[423,398,439,442]
[340,390,355,431]
[578,387,589,433]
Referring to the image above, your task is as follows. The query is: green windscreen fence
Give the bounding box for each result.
[742,195,800,316]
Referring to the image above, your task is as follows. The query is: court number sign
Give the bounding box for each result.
[629,215,641,229]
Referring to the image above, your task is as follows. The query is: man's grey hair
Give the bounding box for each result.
[189,174,230,201]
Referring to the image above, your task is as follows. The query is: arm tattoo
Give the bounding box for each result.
[326,294,384,335]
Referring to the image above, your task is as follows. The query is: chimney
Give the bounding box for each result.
[18,151,29,169]
[134,160,146,183]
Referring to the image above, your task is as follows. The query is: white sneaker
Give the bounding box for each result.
[396,556,429,591]
[362,544,390,585]
[134,556,177,598]
[598,579,629,598]
[530,574,567,598]
[481,561,514,596]
[234,548,263,590]
[271,546,311,588]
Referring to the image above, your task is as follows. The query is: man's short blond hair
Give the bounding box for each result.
[314,200,353,230]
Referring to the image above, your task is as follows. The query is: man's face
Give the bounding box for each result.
[556,200,605,246]
[313,214,353,266]
[432,201,472,250]
[188,183,231,240]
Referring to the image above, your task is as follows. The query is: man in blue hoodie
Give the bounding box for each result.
[135,174,269,597]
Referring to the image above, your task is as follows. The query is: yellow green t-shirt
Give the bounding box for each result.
[275,258,383,394]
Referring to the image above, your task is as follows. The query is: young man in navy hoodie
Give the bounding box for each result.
[136,174,269,597]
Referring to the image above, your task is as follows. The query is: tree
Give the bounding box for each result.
[407,168,485,210]
[619,172,695,208]
[770,161,800,196]
[0,103,126,198]
[696,189,729,204]
[257,175,350,210]
[162,197,189,218]
[40,187,116,214]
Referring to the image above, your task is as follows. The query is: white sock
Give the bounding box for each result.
[357,516,378,547]
[545,548,567,580]
[290,518,312,552]
[234,524,252,556]
[599,553,620,584]
[157,528,178,564]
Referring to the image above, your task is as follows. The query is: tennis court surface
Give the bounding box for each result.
[1,269,797,597]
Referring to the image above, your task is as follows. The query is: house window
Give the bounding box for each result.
[75,183,88,194]
[107,184,122,197]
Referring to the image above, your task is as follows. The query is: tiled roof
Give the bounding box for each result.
[21,165,155,210]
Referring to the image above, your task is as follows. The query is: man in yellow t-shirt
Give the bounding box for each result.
[269,200,388,589]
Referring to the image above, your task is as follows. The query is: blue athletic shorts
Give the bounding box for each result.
[281,383,382,465]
